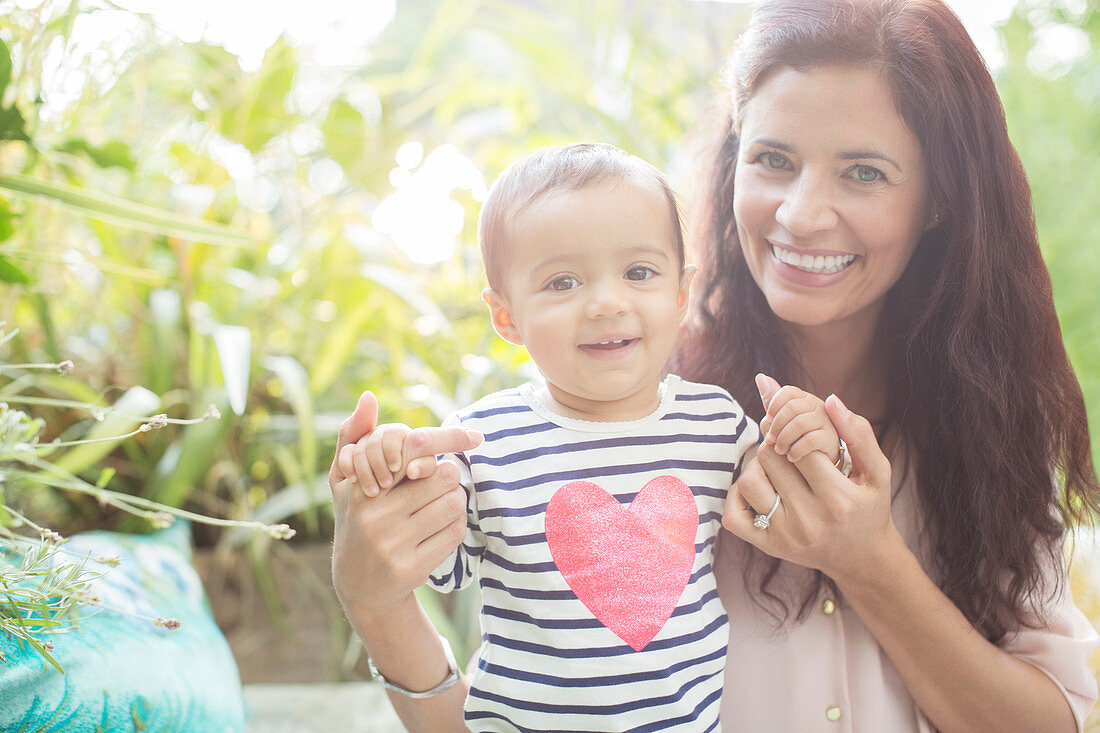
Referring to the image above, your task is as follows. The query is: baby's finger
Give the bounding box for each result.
[381,426,408,473]
[762,386,809,426]
[364,432,395,489]
[786,429,838,463]
[351,439,383,497]
[771,409,826,455]
[763,398,815,446]
[338,444,357,482]
[403,426,484,462]
[406,455,440,480]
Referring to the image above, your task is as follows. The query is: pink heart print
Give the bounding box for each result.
[544,476,699,651]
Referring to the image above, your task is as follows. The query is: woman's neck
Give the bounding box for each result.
[783,312,889,424]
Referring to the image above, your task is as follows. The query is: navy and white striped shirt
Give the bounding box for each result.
[429,375,758,732]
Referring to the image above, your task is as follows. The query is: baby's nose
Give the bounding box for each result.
[584,281,630,318]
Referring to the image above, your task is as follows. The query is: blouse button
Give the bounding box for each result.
[825,705,842,721]
[821,598,836,615]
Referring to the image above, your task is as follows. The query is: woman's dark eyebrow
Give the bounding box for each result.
[748,137,793,152]
[749,138,904,173]
[838,150,903,172]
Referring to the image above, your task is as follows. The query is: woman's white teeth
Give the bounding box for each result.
[771,244,855,274]
[599,339,626,345]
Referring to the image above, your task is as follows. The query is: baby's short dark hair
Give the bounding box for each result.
[477,143,684,290]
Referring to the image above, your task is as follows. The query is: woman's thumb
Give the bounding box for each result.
[754,373,781,411]
[825,394,890,486]
[339,391,379,450]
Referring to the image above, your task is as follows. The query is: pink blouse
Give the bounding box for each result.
[716,444,1099,731]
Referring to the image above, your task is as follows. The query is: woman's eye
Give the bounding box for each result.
[851,165,884,183]
[760,152,790,170]
[548,276,578,292]
[625,266,655,282]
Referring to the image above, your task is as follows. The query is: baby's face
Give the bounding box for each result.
[486,176,692,421]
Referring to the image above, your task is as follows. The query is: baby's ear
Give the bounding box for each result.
[482,288,524,345]
[677,264,697,316]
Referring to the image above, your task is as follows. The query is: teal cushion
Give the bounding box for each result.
[0,523,244,732]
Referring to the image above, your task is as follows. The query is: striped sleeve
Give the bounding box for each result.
[426,416,485,593]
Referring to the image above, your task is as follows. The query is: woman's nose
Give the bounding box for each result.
[775,173,838,237]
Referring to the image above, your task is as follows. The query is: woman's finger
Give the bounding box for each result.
[415,514,470,578]
[329,391,379,487]
[730,457,779,518]
[394,459,463,512]
[825,394,891,487]
[723,483,770,543]
[755,373,782,412]
[755,443,816,502]
[410,483,467,541]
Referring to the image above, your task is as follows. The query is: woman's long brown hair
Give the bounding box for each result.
[675,0,1099,641]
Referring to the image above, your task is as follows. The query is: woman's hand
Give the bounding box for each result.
[723,375,898,583]
[329,392,481,613]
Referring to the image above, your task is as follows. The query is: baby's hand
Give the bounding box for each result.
[756,375,840,465]
[337,424,432,497]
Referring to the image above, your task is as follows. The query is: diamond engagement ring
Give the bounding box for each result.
[753,493,781,530]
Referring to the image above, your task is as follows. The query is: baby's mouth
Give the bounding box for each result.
[580,338,638,351]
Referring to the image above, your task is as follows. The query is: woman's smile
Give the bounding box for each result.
[769,242,857,276]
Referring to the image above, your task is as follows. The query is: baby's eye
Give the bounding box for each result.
[547,276,578,292]
[850,165,885,183]
[625,266,656,282]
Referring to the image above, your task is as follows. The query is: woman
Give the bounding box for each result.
[329,0,1099,730]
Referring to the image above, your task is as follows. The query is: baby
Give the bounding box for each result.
[342,143,841,731]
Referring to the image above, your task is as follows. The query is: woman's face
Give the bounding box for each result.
[733,65,933,334]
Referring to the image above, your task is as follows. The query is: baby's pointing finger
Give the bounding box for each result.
[403,426,483,463]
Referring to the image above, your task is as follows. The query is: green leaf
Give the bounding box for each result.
[0,196,17,241]
[212,324,251,416]
[57,138,138,171]
[0,105,28,143]
[0,39,11,93]
[0,172,256,246]
[321,98,368,169]
[147,409,232,508]
[0,255,31,284]
[263,355,318,533]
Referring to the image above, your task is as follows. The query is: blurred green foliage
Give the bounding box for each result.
[0,0,751,545]
[999,1,1100,466]
[0,0,1096,671]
